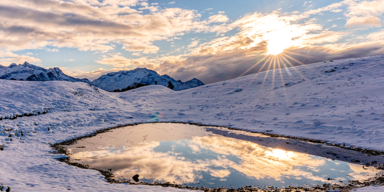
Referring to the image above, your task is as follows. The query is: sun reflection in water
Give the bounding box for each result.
[266,149,293,160]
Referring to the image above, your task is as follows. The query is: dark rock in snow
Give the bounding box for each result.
[132,174,140,182]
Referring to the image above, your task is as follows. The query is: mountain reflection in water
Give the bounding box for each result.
[66,123,382,188]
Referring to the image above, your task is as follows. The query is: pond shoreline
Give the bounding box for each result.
[51,122,384,192]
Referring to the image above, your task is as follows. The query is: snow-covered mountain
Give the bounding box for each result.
[91,68,205,91]
[0,62,91,83]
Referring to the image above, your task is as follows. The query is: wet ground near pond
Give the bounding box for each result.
[61,123,384,190]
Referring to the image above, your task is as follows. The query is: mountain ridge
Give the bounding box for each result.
[0,62,91,83]
[0,62,204,91]
[92,68,205,91]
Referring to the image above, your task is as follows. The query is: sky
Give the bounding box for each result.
[0,0,383,83]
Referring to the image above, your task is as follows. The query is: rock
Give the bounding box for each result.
[132,174,140,182]
[0,145,3,150]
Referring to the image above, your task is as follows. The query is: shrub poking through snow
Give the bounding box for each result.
[313,120,321,127]
[167,81,174,90]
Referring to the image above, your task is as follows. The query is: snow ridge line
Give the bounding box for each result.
[0,109,51,121]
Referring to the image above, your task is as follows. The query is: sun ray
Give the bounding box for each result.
[280,54,309,81]
[279,54,292,76]
[260,55,274,90]
[239,55,269,77]
[277,56,289,105]
[257,55,273,74]
[280,54,319,92]
[249,55,273,84]
[284,51,318,60]
[281,53,307,67]
[271,56,277,89]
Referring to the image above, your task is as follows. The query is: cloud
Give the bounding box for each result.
[345,0,384,28]
[346,16,381,28]
[188,40,199,48]
[122,41,160,54]
[168,1,175,4]
[367,29,384,40]
[96,52,186,70]
[62,67,119,81]
[0,51,41,66]
[46,48,59,52]
[0,0,212,53]
[346,0,384,16]
[208,14,229,23]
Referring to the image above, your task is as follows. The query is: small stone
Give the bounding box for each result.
[0,145,3,151]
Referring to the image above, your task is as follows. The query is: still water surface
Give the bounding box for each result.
[65,123,383,189]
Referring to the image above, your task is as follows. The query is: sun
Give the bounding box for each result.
[267,42,285,55]
[263,26,304,55]
[265,35,293,55]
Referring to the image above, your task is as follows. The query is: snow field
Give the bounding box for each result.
[1,55,384,191]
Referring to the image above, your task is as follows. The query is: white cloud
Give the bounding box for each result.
[345,0,384,28]
[168,1,175,4]
[208,14,229,23]
[330,9,343,13]
[0,51,41,66]
[367,29,384,40]
[62,67,118,81]
[188,40,199,48]
[346,16,381,28]
[46,49,59,52]
[303,1,312,7]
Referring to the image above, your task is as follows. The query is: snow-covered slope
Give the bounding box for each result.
[0,62,91,83]
[1,55,384,191]
[91,68,204,91]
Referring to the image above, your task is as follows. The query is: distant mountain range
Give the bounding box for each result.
[0,62,204,91]
[0,62,91,83]
[92,68,204,91]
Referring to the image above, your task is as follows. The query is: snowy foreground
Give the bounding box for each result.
[1,55,384,191]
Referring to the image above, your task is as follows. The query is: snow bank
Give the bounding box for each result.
[1,55,384,191]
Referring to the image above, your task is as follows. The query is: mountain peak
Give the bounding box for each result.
[9,63,17,68]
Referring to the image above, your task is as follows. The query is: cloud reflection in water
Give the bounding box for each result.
[67,123,381,188]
